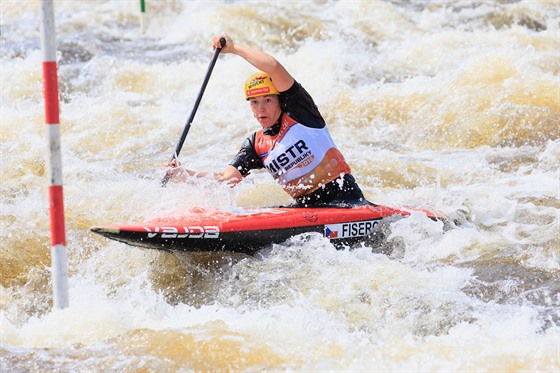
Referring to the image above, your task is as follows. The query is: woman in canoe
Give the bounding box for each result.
[167,33,367,207]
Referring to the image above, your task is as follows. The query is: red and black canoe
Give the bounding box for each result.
[90,204,444,255]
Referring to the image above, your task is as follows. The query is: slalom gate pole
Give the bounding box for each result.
[140,0,146,33]
[40,0,69,309]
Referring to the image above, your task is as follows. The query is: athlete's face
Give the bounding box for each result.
[249,94,281,128]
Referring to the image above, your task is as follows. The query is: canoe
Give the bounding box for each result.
[91,204,443,255]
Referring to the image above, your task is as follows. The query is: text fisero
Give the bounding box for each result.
[266,140,310,174]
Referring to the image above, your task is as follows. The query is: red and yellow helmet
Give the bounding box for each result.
[244,72,279,100]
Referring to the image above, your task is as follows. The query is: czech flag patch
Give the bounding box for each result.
[325,226,338,239]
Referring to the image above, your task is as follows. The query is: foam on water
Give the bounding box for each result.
[1,0,559,371]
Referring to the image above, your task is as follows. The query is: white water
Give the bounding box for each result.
[1,0,559,371]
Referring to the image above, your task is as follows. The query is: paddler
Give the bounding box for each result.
[167,33,368,207]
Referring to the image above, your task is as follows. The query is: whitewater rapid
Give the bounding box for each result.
[1,0,559,371]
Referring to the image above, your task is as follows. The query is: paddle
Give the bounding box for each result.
[161,37,226,187]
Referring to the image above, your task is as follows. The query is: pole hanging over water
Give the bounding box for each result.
[140,0,146,33]
[40,0,69,309]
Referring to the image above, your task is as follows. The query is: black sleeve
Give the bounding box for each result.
[228,133,264,177]
[279,81,326,129]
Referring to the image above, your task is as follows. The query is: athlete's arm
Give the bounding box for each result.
[165,162,242,187]
[216,165,243,186]
[212,33,294,93]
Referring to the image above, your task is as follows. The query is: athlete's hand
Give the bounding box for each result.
[212,33,233,53]
[164,159,188,182]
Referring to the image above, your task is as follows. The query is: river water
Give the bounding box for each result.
[1,0,559,371]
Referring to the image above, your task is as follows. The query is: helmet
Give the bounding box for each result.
[244,72,279,100]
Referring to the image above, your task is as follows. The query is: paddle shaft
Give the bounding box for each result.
[161,37,225,186]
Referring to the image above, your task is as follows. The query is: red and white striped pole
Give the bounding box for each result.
[40,0,69,309]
